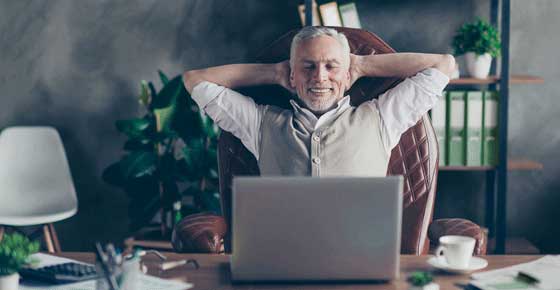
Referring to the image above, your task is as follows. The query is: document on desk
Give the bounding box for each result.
[20,274,193,290]
[28,253,90,268]
[470,255,560,290]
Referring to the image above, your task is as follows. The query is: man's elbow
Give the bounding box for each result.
[182,70,204,94]
[433,54,456,79]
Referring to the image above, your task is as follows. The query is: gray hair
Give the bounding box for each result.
[289,26,351,69]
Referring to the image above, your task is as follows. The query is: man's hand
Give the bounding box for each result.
[275,60,295,94]
[433,54,457,78]
[346,53,457,79]
[349,54,364,87]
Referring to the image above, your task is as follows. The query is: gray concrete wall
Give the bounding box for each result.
[1,0,558,252]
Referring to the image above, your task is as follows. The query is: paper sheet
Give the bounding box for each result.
[470,255,560,290]
[20,274,193,290]
[28,253,90,268]
[20,253,193,290]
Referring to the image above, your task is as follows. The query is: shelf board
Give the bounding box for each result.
[488,237,540,254]
[449,75,544,85]
[124,238,173,252]
[508,159,544,170]
[440,159,543,171]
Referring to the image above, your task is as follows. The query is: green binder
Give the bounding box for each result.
[431,91,448,166]
[466,91,484,166]
[482,90,500,166]
[447,91,466,166]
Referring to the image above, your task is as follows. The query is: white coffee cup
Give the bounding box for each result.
[435,235,475,268]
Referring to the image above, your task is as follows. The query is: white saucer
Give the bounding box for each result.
[427,256,488,274]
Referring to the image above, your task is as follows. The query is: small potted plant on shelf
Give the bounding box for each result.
[0,233,40,290]
[452,18,501,79]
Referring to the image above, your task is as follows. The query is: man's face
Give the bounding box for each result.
[290,35,350,114]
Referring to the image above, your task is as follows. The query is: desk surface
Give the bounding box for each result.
[59,253,540,290]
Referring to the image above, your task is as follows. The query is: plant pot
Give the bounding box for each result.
[465,52,492,79]
[0,273,19,290]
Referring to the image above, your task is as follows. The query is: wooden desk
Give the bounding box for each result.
[58,253,540,290]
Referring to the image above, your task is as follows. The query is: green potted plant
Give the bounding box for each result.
[102,71,221,238]
[452,18,501,78]
[0,233,40,290]
[408,271,438,290]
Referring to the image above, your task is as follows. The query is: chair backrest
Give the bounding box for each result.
[218,27,438,255]
[0,126,78,226]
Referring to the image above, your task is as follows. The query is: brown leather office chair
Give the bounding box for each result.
[172,27,487,255]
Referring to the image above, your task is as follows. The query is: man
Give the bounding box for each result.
[183,27,455,176]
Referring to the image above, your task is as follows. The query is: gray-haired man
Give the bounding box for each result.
[183,27,455,176]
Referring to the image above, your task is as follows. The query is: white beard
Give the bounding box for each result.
[300,96,339,114]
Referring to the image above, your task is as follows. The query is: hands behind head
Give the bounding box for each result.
[348,53,363,89]
[276,60,296,94]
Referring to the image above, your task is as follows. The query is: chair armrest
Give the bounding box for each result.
[428,218,487,255]
[171,213,227,253]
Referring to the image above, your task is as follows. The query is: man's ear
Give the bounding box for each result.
[289,70,295,88]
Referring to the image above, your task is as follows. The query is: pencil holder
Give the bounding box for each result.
[95,256,140,290]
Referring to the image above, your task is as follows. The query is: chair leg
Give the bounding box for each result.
[43,225,55,253]
[48,224,61,253]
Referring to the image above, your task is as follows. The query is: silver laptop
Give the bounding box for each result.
[230,176,403,282]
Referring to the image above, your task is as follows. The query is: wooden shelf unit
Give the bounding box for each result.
[439,1,544,254]
[449,75,544,85]
[440,159,544,171]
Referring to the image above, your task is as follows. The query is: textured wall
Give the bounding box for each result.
[0,0,300,250]
[505,1,560,252]
[1,0,558,252]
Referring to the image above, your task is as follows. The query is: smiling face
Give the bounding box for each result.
[290,35,351,114]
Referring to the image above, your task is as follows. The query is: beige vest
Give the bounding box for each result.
[258,103,389,177]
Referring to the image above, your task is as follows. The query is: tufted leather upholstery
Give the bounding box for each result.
[386,114,438,254]
[171,213,226,253]
[428,218,487,255]
[172,27,487,255]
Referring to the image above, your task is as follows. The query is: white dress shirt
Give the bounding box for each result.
[191,67,449,160]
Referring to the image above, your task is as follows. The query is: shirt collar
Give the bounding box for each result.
[289,95,351,115]
[289,95,352,129]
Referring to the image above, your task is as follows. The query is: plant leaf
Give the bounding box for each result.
[452,18,501,57]
[147,81,158,110]
[138,80,151,107]
[0,233,40,274]
[115,118,151,139]
[152,75,188,133]
[158,70,169,85]
[102,162,125,186]
[154,85,181,133]
[152,75,183,109]
[123,139,152,151]
[119,151,157,180]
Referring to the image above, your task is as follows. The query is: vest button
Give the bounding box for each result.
[312,135,320,142]
[312,157,321,164]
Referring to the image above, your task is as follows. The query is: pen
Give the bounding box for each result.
[517,272,539,285]
[160,259,199,271]
[95,242,119,290]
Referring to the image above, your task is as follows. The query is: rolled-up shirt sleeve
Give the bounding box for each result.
[191,81,265,159]
[368,67,450,152]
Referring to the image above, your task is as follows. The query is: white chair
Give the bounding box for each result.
[0,126,77,252]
